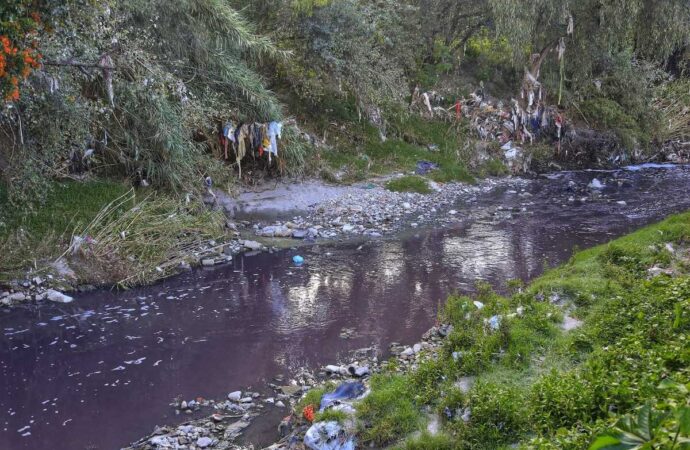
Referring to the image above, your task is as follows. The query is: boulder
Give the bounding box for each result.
[46,290,73,304]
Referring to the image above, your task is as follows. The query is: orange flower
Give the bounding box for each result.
[0,36,11,54]
[302,404,315,422]
[10,76,19,86]
[21,66,31,79]
[6,88,19,102]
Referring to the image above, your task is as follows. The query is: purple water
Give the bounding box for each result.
[2,167,690,449]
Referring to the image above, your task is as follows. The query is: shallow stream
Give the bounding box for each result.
[2,165,690,449]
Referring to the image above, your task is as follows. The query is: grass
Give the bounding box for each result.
[293,211,690,449]
[356,374,421,445]
[385,175,432,193]
[307,97,475,184]
[0,180,227,287]
[0,181,131,277]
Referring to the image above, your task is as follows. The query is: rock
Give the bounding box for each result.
[342,224,354,233]
[227,391,242,401]
[616,200,627,206]
[201,258,215,267]
[280,385,302,396]
[413,343,422,353]
[325,365,347,376]
[275,400,286,408]
[196,437,213,448]
[242,240,262,251]
[224,419,251,440]
[180,400,188,409]
[150,436,173,446]
[353,366,370,377]
[473,300,484,309]
[438,324,454,337]
[448,209,458,215]
[178,261,192,271]
[292,229,308,239]
[402,202,412,210]
[45,289,73,304]
[8,292,26,302]
[239,397,253,403]
[400,347,415,358]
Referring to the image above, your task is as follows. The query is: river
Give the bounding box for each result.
[1,165,689,450]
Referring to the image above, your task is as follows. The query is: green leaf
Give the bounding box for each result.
[658,379,689,394]
[589,435,628,450]
[679,406,690,436]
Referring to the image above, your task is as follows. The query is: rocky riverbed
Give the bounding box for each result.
[1,175,517,308]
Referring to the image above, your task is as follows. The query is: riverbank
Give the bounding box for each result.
[274,211,690,449]
[118,188,690,449]
[0,171,521,307]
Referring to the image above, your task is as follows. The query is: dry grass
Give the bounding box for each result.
[64,189,227,287]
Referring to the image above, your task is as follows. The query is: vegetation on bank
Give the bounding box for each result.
[299,212,690,448]
[0,181,227,286]
[1,0,688,207]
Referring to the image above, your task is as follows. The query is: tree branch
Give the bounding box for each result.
[43,60,116,70]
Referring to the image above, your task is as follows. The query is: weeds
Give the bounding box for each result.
[385,175,431,194]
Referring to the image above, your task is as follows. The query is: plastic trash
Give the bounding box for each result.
[292,255,304,265]
[304,421,355,450]
[319,382,365,411]
[588,178,604,190]
[415,160,439,175]
[487,315,501,331]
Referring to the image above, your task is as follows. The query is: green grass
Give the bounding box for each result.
[0,180,131,274]
[386,175,432,194]
[0,180,227,287]
[0,180,131,242]
[318,110,474,184]
[356,374,421,445]
[341,211,690,448]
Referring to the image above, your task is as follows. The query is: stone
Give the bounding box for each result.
[227,391,242,401]
[400,347,414,358]
[239,397,253,403]
[8,292,26,302]
[325,365,346,376]
[342,224,355,233]
[45,289,73,304]
[242,240,262,251]
[201,258,215,267]
[353,366,370,377]
[280,385,302,396]
[224,419,251,440]
[292,229,308,239]
[448,209,458,215]
[275,400,286,408]
[413,343,422,353]
[402,202,412,209]
[196,437,213,448]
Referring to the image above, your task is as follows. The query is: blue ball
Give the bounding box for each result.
[292,255,304,264]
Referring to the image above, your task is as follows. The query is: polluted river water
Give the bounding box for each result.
[2,165,690,450]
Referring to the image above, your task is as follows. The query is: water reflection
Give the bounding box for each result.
[1,167,690,450]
